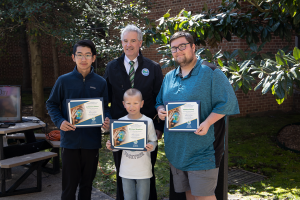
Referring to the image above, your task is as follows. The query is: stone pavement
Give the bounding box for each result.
[0,165,248,200]
[0,165,114,200]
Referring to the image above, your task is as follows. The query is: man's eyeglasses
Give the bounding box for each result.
[170,43,190,53]
[75,54,93,59]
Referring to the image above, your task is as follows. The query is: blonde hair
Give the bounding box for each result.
[123,88,143,101]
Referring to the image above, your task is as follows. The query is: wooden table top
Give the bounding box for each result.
[0,116,46,135]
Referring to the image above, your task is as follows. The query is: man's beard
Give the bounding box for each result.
[174,55,194,67]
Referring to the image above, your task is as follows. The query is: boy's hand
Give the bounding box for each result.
[60,120,76,131]
[102,117,110,131]
[145,143,153,152]
[106,140,113,151]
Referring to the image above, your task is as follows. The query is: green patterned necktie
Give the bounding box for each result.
[129,60,135,88]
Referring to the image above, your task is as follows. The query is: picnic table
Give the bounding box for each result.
[0,116,58,197]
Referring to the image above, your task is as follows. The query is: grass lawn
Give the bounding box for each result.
[228,113,300,199]
[95,112,300,200]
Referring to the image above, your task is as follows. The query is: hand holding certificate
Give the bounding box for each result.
[165,101,200,132]
[66,98,104,127]
[110,120,148,151]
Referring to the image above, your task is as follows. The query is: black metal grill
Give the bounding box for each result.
[228,169,266,186]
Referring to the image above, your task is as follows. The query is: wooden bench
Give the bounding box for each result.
[5,133,46,140]
[47,140,61,148]
[42,140,61,175]
[0,151,57,197]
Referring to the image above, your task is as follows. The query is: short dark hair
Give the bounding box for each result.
[123,88,143,101]
[73,40,96,56]
[170,31,194,46]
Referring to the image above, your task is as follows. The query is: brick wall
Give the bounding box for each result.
[0,35,74,88]
[0,0,299,116]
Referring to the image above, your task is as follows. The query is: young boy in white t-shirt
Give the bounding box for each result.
[106,88,157,200]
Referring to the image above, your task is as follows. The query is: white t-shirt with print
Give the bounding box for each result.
[118,114,157,179]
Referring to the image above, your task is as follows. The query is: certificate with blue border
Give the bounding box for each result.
[110,120,148,151]
[66,98,104,127]
[164,101,200,132]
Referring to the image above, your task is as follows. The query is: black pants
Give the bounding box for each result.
[61,148,99,200]
[114,146,158,200]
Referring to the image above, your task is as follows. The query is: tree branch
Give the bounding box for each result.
[246,0,271,13]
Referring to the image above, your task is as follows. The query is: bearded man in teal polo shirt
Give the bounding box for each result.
[156,32,240,200]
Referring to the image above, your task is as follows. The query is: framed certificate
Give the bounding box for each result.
[66,98,104,127]
[164,101,200,132]
[110,120,148,151]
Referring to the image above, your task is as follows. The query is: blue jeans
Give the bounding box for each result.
[121,177,150,200]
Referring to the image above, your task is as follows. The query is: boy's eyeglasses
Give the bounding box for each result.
[170,43,190,53]
[75,54,93,59]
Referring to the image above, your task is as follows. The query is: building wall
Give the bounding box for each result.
[0,35,74,88]
[0,0,298,116]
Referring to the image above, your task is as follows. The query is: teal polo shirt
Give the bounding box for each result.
[155,57,240,171]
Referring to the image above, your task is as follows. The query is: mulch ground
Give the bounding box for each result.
[277,124,300,151]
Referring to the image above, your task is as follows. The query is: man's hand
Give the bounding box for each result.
[106,140,113,151]
[102,117,110,131]
[194,120,210,136]
[155,129,163,140]
[60,120,76,131]
[145,143,154,151]
[194,113,225,136]
[157,106,167,121]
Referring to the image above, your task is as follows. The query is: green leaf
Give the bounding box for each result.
[161,34,167,44]
[262,28,268,39]
[205,49,213,61]
[163,13,170,18]
[293,47,300,60]
[272,22,280,32]
[159,17,164,26]
[230,49,239,59]
[223,51,230,60]
[217,58,224,67]
[273,82,285,99]
[145,18,150,25]
[179,21,188,29]
[241,85,250,94]
[226,15,231,23]
[276,98,285,104]
[293,12,300,25]
[275,71,284,81]
[254,79,264,91]
[200,28,205,36]
[290,67,300,80]
[214,32,221,41]
[275,54,287,66]
[238,49,247,60]
[262,81,272,94]
[183,11,189,18]
[174,23,178,31]
[237,80,243,88]
[249,43,258,52]
[261,53,270,60]
[232,82,239,92]
[239,60,251,72]
[189,20,194,27]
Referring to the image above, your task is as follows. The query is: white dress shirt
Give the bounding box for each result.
[124,55,139,75]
